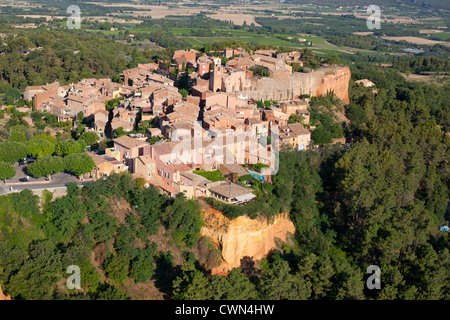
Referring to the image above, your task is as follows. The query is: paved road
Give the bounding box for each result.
[9,163,76,184]
[0,185,9,195]
[0,172,87,195]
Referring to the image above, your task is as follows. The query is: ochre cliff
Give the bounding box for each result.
[0,284,11,300]
[239,65,351,104]
[315,66,351,104]
[200,204,296,275]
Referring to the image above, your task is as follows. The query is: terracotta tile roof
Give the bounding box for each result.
[89,152,106,166]
[26,85,45,91]
[114,135,150,149]
[111,119,134,130]
[208,181,255,199]
[192,85,210,93]
[151,174,178,194]
[286,123,310,136]
[150,140,182,156]
[106,157,122,165]
[171,122,195,130]
[166,163,192,172]
[94,109,109,115]
[180,171,212,187]
[160,183,178,194]
[138,155,155,165]
[220,163,249,177]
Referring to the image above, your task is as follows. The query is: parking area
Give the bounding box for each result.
[1,162,79,192]
[8,161,47,184]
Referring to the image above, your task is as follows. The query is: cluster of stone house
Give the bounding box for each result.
[21,46,352,204]
[201,48,350,104]
[101,135,257,204]
[23,78,135,138]
[96,92,310,202]
[355,79,378,93]
[23,63,180,139]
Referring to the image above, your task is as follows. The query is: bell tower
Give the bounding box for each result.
[209,65,223,93]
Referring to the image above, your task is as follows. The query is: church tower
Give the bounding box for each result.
[209,64,223,93]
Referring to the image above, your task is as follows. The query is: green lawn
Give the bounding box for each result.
[312,48,345,55]
[423,32,450,40]
[435,33,450,40]
[193,170,225,182]
[184,37,205,47]
[289,6,353,13]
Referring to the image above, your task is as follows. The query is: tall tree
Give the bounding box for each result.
[0,162,16,182]
[172,261,212,300]
[64,153,95,177]
[162,194,203,248]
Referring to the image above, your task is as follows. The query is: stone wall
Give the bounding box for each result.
[238,66,351,103]
[30,187,68,199]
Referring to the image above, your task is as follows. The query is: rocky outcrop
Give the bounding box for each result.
[315,66,351,104]
[238,65,351,104]
[0,284,11,300]
[200,204,295,275]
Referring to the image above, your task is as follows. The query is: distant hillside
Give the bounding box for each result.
[287,0,450,10]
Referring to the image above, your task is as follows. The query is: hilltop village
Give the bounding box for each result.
[21,47,351,203]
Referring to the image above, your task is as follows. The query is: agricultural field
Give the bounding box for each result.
[206,13,261,26]
[381,36,450,47]
[87,24,383,56]
[1,0,449,64]
[400,73,450,86]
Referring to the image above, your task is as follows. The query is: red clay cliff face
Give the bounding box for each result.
[0,284,11,300]
[238,65,351,104]
[315,66,351,104]
[200,204,296,275]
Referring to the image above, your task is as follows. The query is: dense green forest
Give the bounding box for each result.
[0,30,152,90]
[392,57,450,75]
[0,175,208,299]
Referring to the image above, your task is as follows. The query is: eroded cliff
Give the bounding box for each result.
[200,203,296,275]
[315,66,351,104]
[0,284,11,300]
[241,65,351,104]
